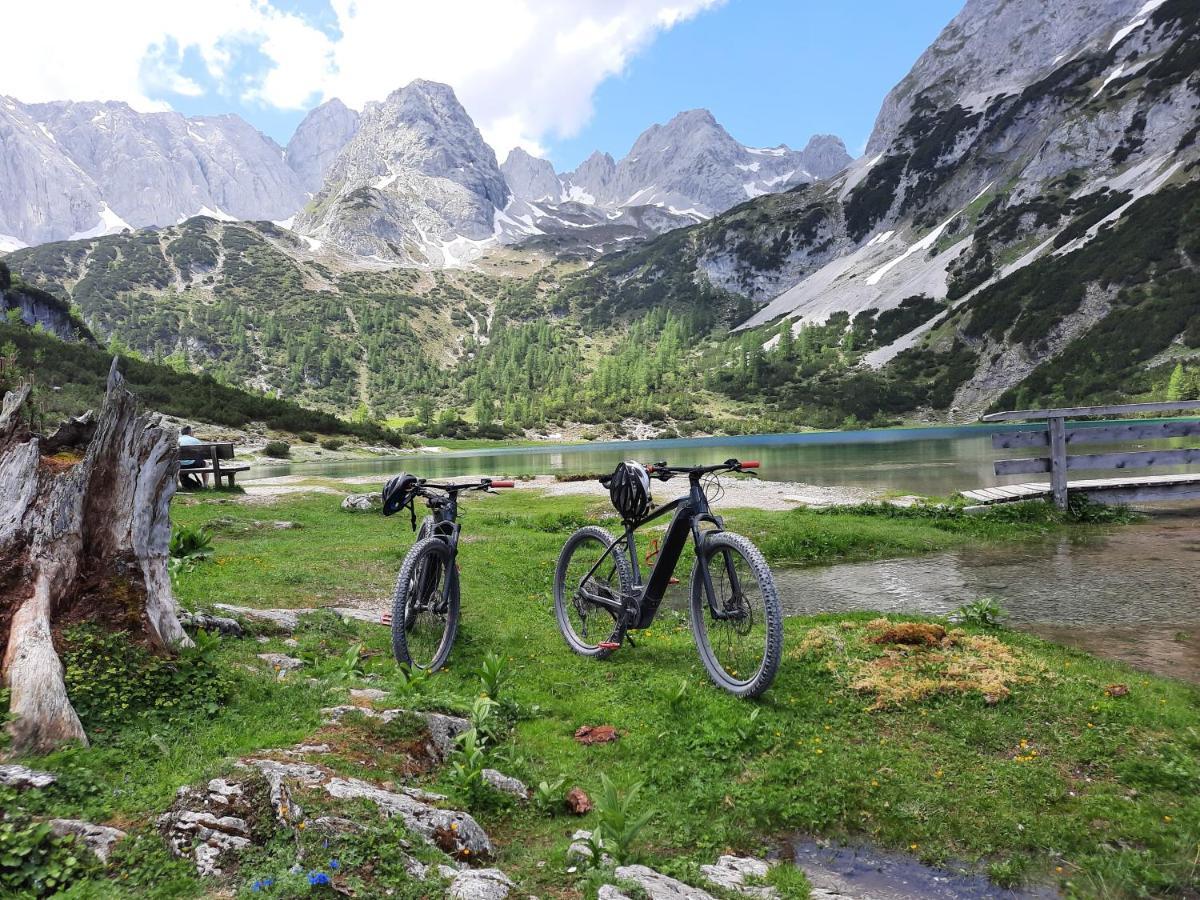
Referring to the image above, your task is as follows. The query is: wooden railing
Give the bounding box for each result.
[978,400,1200,508]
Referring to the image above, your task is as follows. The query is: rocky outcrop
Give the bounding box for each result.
[0,284,92,342]
[295,80,508,265]
[285,99,361,194]
[865,0,1154,156]
[0,96,306,246]
[501,148,563,203]
[0,764,57,789]
[448,867,514,900]
[49,819,127,862]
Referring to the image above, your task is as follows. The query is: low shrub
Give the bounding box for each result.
[262,440,290,459]
[319,438,345,451]
[60,625,233,732]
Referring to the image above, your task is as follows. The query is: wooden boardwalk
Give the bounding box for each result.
[962,473,1200,507]
[963,400,1200,509]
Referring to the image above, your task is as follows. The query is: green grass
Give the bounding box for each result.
[6,490,1197,898]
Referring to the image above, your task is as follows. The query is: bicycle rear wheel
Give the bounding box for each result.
[553,525,632,658]
[391,537,460,671]
[689,531,782,698]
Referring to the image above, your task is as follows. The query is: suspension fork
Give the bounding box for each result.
[691,507,742,621]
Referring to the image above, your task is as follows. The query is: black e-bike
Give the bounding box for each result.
[389,477,513,671]
[553,459,783,697]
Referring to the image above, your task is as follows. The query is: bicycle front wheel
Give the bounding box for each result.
[689,531,782,698]
[391,537,460,671]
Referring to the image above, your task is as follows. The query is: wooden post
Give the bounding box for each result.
[211,444,222,489]
[1049,416,1068,509]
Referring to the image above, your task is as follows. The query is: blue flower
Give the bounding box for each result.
[251,877,275,892]
[308,871,331,886]
[329,859,340,870]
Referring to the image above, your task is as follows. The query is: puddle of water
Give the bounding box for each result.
[769,511,1200,682]
[788,838,1056,900]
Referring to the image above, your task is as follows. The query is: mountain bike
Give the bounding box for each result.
[553,459,783,698]
[386,477,513,670]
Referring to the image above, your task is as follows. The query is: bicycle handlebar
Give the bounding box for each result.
[644,458,759,479]
[417,477,513,494]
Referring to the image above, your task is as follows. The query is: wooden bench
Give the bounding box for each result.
[962,400,1200,509]
[178,442,251,488]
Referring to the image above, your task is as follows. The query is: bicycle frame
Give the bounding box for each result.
[422,491,463,552]
[578,474,739,630]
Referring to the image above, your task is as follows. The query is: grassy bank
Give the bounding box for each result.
[4,490,1198,898]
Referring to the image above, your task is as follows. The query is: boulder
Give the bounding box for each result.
[157,777,266,877]
[613,865,718,900]
[215,604,301,631]
[257,653,305,678]
[49,819,126,862]
[238,756,491,859]
[341,493,378,511]
[700,856,776,898]
[599,888,633,900]
[448,867,514,900]
[0,764,56,789]
[482,768,529,800]
[180,612,244,637]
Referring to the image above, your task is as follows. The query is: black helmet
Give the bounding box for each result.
[382,472,420,523]
[608,460,652,523]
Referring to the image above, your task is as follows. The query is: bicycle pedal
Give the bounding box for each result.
[598,641,621,650]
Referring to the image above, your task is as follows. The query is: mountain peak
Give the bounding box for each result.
[286,99,361,193]
[501,148,562,203]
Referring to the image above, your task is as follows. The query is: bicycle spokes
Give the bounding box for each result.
[701,545,767,681]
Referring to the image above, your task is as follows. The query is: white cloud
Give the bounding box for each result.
[1,0,721,156]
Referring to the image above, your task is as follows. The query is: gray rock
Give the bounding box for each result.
[700,856,776,898]
[0,764,56,789]
[294,80,509,265]
[482,768,529,800]
[422,710,472,762]
[448,867,514,900]
[340,493,378,511]
[0,96,305,246]
[285,99,361,194]
[158,778,261,877]
[214,604,301,631]
[598,888,634,900]
[181,612,244,637]
[325,776,491,857]
[613,865,718,900]
[257,653,305,677]
[566,830,611,867]
[48,819,126,862]
[502,148,563,203]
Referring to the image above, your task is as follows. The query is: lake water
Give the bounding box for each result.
[252,419,1200,497]
[256,424,1200,682]
[251,424,1030,495]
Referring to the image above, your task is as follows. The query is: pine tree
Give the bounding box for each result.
[1167,361,1186,401]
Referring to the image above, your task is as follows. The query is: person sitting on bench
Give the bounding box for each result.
[179,425,204,489]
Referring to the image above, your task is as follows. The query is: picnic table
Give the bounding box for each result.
[178,442,250,488]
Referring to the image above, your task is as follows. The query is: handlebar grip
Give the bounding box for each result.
[490,480,515,488]
[739,461,760,469]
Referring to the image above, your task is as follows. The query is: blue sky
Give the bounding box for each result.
[12,0,964,171]
[552,0,963,168]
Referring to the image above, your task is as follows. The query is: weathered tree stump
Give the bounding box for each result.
[1,359,189,754]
